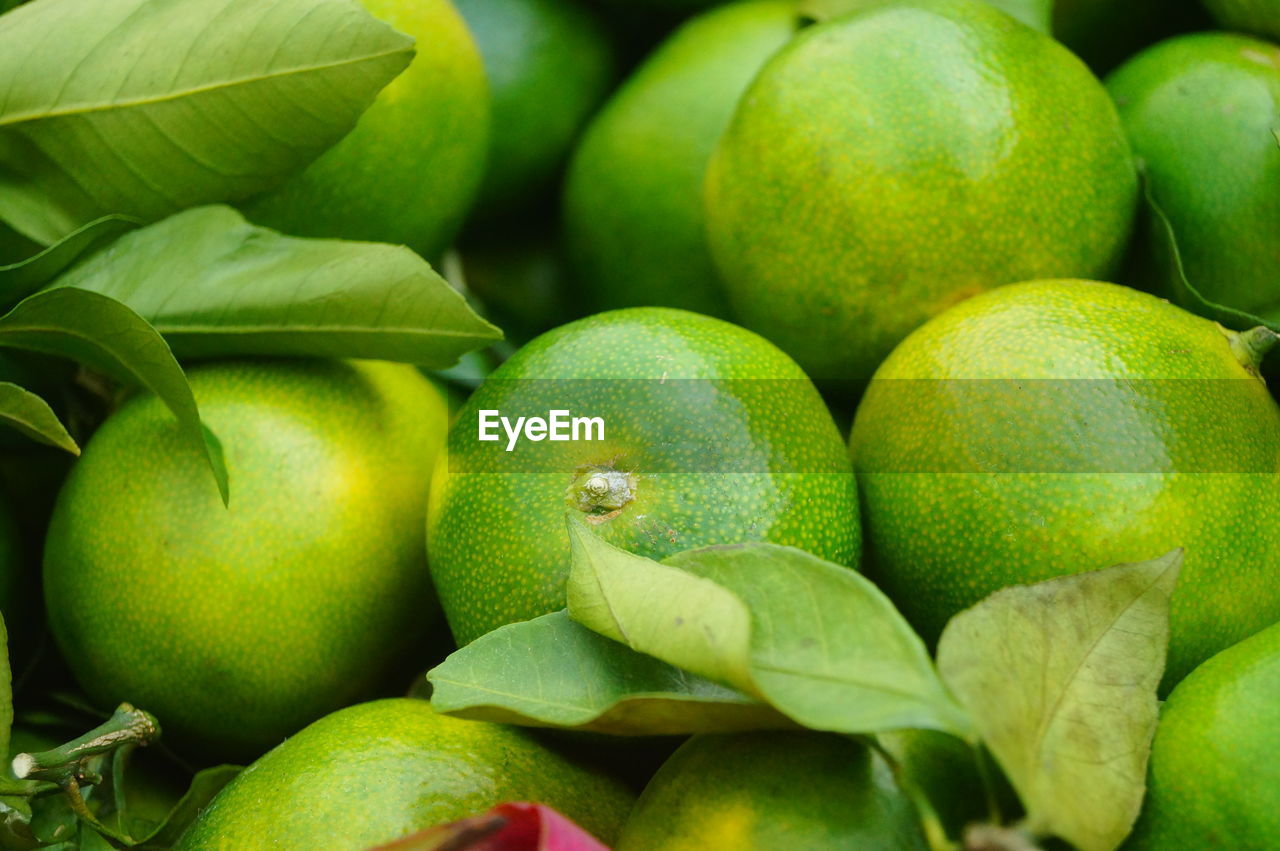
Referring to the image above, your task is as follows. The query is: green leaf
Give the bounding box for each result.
[936,550,1182,851]
[0,215,137,309]
[0,288,227,502]
[51,206,501,365]
[0,382,76,454]
[0,0,414,245]
[1142,174,1271,332]
[565,516,975,739]
[428,611,791,735]
[134,765,240,849]
[797,0,1051,31]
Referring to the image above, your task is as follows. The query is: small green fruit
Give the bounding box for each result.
[617,732,928,849]
[564,0,798,317]
[1107,33,1280,320]
[44,361,448,761]
[427,307,859,645]
[851,280,1280,686]
[705,0,1138,380]
[1127,621,1280,847]
[175,698,635,850]
[457,0,615,217]
[243,0,489,257]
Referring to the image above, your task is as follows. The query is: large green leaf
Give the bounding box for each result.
[0,216,137,309]
[936,551,1182,851]
[566,517,975,739]
[51,207,501,364]
[0,0,413,245]
[428,611,790,735]
[0,381,76,454]
[0,288,226,501]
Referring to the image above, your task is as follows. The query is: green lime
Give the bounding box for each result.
[616,732,927,849]
[458,0,614,217]
[1202,0,1280,41]
[705,0,1138,380]
[175,698,634,849]
[427,307,859,645]
[1127,621,1280,847]
[563,0,797,317]
[1107,33,1280,320]
[243,0,489,257]
[850,279,1280,686]
[43,360,449,761]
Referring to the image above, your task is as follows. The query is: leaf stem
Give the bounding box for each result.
[865,736,958,851]
[971,743,1003,826]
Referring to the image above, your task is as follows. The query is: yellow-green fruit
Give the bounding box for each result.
[43,361,449,761]
[1127,621,1280,848]
[1107,33,1280,320]
[851,280,1280,685]
[428,307,859,645]
[175,698,635,850]
[457,0,614,217]
[617,732,927,850]
[564,0,797,317]
[1203,0,1280,40]
[243,0,489,257]
[705,0,1138,380]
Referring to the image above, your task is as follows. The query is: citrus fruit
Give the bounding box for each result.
[1202,0,1280,41]
[174,698,635,849]
[616,732,927,849]
[427,307,859,645]
[1107,33,1280,321]
[850,279,1280,685]
[242,0,489,257]
[704,0,1138,380]
[43,360,449,761]
[563,0,797,317]
[1127,621,1280,848]
[457,0,614,218]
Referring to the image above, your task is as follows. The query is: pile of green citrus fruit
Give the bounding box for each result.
[0,0,1275,848]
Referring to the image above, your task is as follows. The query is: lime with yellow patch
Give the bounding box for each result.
[850,279,1280,685]
[174,698,635,850]
[563,0,797,318]
[243,0,489,257]
[705,0,1138,380]
[616,732,927,849]
[1127,621,1280,848]
[1107,33,1280,320]
[427,307,859,646]
[43,360,449,761]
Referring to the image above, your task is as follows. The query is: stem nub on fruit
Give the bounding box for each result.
[569,466,636,521]
[11,702,160,786]
[1227,325,1280,378]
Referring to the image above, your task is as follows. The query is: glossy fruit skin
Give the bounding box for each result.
[1203,0,1280,41]
[1107,33,1280,320]
[851,280,1280,686]
[616,732,927,850]
[705,0,1138,381]
[243,0,489,257]
[563,1,797,318]
[457,0,614,217]
[175,698,635,850]
[1127,622,1280,848]
[428,307,859,646]
[43,361,449,761]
